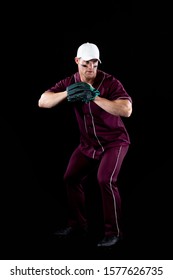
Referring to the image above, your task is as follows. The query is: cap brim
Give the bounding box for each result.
[81,56,101,63]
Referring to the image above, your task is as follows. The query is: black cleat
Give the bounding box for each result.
[97,235,120,248]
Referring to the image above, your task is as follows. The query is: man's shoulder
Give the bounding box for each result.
[48,73,76,92]
[97,70,118,82]
[61,73,76,86]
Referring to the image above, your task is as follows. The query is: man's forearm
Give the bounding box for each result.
[38,91,67,108]
[93,96,132,117]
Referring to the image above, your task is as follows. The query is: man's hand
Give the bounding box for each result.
[66,82,100,103]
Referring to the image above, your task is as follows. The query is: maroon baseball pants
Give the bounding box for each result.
[63,144,129,237]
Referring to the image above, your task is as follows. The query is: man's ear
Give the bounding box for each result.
[74,57,80,64]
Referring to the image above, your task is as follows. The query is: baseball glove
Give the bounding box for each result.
[66,82,100,103]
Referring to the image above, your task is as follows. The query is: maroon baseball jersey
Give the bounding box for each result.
[48,70,132,160]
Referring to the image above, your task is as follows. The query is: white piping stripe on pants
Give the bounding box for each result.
[109,145,122,237]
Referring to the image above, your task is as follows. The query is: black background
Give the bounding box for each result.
[1,1,172,260]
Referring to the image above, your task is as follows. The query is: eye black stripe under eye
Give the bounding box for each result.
[80,64,98,68]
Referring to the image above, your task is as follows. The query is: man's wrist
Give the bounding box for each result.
[93,95,100,102]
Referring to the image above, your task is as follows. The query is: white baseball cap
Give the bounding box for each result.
[76,42,101,63]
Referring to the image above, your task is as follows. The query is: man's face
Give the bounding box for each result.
[75,58,99,81]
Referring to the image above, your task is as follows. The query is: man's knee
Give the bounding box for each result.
[97,173,108,186]
[63,171,81,185]
[97,173,117,188]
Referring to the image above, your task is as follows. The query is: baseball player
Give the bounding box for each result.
[38,42,132,247]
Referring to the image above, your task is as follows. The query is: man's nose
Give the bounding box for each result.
[87,62,95,68]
